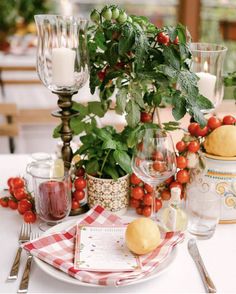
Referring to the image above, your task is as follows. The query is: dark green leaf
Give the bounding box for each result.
[118,23,135,55]
[85,159,99,174]
[102,139,117,149]
[177,70,198,97]
[115,88,128,114]
[113,150,132,174]
[176,23,186,44]
[95,128,112,141]
[172,94,187,120]
[70,118,86,135]
[163,46,180,70]
[53,124,61,138]
[125,100,140,128]
[103,165,119,180]
[72,102,89,117]
[130,84,145,108]
[94,30,106,50]
[195,95,214,110]
[88,101,106,117]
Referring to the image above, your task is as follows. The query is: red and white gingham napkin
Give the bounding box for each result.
[23,205,184,286]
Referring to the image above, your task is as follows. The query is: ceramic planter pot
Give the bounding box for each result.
[86,174,130,216]
[186,153,236,223]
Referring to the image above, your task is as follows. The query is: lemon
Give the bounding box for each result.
[51,159,64,178]
[204,125,236,157]
[125,218,161,255]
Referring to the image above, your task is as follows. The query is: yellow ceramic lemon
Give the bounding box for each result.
[204,125,236,157]
[125,218,161,255]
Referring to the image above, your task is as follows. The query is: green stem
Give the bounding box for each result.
[99,149,111,177]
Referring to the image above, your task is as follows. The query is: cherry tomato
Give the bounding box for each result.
[8,199,18,210]
[155,198,163,212]
[153,161,166,172]
[71,199,80,210]
[176,156,188,169]
[76,167,85,177]
[207,116,222,130]
[101,7,112,20]
[152,151,164,161]
[0,197,9,207]
[143,193,153,206]
[23,211,37,223]
[12,177,25,189]
[130,198,140,208]
[170,181,183,192]
[176,169,190,184]
[111,7,120,19]
[176,141,187,152]
[156,32,170,45]
[131,186,144,200]
[117,11,127,23]
[97,70,106,82]
[7,177,15,188]
[223,115,236,125]
[90,9,100,23]
[14,188,27,201]
[74,177,87,191]
[165,176,174,186]
[188,141,200,153]
[144,183,153,193]
[195,125,209,137]
[188,122,198,136]
[173,36,179,45]
[18,199,32,215]
[161,189,171,201]
[130,173,142,185]
[136,207,143,215]
[73,190,85,201]
[142,206,152,217]
[140,112,153,123]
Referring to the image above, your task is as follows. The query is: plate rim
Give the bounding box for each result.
[34,217,177,288]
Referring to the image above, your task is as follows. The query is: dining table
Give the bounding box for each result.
[0,153,236,293]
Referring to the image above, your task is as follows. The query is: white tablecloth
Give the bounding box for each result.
[0,154,236,293]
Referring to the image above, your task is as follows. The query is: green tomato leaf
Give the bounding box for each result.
[85,159,100,174]
[125,100,140,128]
[103,165,119,180]
[195,95,214,110]
[172,94,187,120]
[113,150,132,174]
[94,29,106,50]
[53,124,61,138]
[115,88,128,114]
[88,101,106,117]
[102,139,117,149]
[70,118,86,135]
[118,23,135,55]
[72,102,89,117]
[95,128,112,141]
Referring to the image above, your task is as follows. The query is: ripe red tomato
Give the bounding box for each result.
[188,141,200,153]
[142,206,152,217]
[207,116,222,130]
[140,112,153,123]
[144,183,153,193]
[23,211,37,223]
[156,32,170,45]
[160,189,171,201]
[131,186,144,200]
[76,167,85,177]
[153,161,166,172]
[71,199,80,210]
[176,141,187,152]
[7,177,15,188]
[223,115,236,125]
[176,156,188,169]
[188,123,198,136]
[195,125,209,137]
[73,190,85,201]
[18,199,32,215]
[130,173,142,185]
[165,176,174,186]
[170,181,183,192]
[8,199,18,210]
[0,197,9,207]
[12,177,25,189]
[136,207,143,215]
[130,198,140,208]
[13,188,27,201]
[97,70,106,82]
[176,169,190,184]
[143,193,153,206]
[152,151,164,161]
[74,177,86,191]
[155,198,163,212]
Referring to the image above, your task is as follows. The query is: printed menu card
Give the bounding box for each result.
[74,225,141,272]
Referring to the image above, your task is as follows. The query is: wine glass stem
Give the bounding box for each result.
[151,185,157,221]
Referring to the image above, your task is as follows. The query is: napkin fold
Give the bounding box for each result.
[23,205,184,286]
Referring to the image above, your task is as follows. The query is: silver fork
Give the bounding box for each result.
[17,232,40,293]
[7,223,31,281]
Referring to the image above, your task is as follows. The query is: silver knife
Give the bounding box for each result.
[188,239,217,293]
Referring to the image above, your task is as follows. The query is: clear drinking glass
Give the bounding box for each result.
[190,42,227,113]
[34,15,89,93]
[186,189,221,238]
[27,159,72,231]
[131,128,177,220]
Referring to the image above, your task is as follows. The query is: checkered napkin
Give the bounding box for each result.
[23,205,184,286]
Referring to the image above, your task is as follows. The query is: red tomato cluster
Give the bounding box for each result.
[129,173,163,217]
[155,32,179,46]
[0,177,37,223]
[71,167,87,210]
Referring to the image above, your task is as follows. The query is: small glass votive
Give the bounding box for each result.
[186,191,221,238]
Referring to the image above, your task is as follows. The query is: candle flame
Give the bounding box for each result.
[203,61,208,72]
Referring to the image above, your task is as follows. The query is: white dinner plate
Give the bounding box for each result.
[34,217,177,288]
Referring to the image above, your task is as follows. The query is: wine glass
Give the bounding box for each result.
[131,128,177,220]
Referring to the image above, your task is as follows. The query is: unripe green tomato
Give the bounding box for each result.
[117,11,127,24]
[101,7,112,21]
[90,9,100,23]
[127,16,133,23]
[111,7,120,19]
